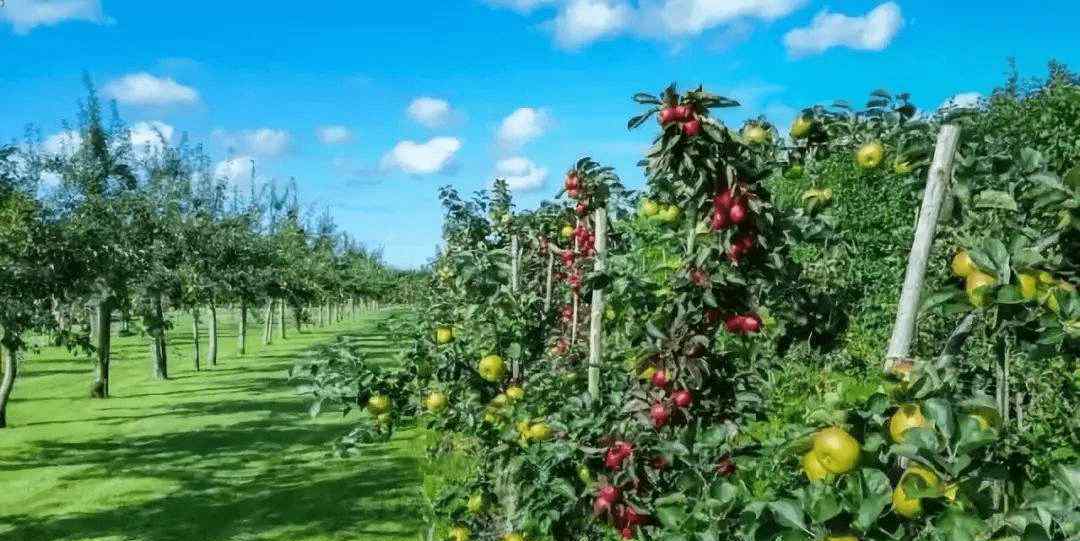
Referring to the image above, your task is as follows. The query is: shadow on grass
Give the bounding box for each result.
[1,423,423,540]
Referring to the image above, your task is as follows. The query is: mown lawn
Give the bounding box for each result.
[0,309,425,541]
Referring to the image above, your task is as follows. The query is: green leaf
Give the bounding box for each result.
[768,500,806,531]
[934,508,986,541]
[852,468,892,531]
[975,190,1019,212]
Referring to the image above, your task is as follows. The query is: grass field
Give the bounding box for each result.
[0,309,425,541]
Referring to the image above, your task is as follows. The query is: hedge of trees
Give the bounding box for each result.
[0,79,419,427]
[297,63,1078,541]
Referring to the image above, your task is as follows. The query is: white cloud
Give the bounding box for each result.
[103,73,200,107]
[316,125,353,144]
[496,157,548,192]
[553,0,632,49]
[43,130,83,157]
[381,137,462,175]
[1,0,109,35]
[214,156,256,184]
[486,0,557,12]
[783,2,903,57]
[641,0,805,38]
[497,107,550,148]
[940,92,982,111]
[407,97,453,128]
[129,121,175,156]
[213,128,291,158]
[489,0,805,49]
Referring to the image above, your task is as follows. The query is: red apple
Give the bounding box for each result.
[672,389,693,408]
[650,369,669,389]
[659,107,677,125]
[650,403,670,428]
[682,119,701,137]
[728,203,748,224]
[673,105,692,121]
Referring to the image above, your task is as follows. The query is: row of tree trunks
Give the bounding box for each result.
[208,302,219,367]
[238,302,248,356]
[90,299,112,398]
[278,299,286,341]
[262,298,274,345]
[150,295,168,380]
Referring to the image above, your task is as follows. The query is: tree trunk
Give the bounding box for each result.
[0,330,17,428]
[90,300,112,398]
[150,295,168,380]
[238,302,247,356]
[278,299,287,340]
[294,306,303,333]
[885,125,961,374]
[208,301,219,366]
[192,308,201,371]
[262,298,273,345]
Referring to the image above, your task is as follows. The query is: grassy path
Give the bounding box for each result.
[0,310,424,541]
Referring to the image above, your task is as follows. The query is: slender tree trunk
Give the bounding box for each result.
[263,298,274,345]
[90,299,112,398]
[151,295,168,380]
[294,306,303,333]
[0,330,17,428]
[192,308,201,371]
[238,302,247,356]
[208,301,219,366]
[278,299,287,340]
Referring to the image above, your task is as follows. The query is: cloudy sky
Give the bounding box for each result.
[1,1,1077,268]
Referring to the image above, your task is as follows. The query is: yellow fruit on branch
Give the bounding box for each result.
[811,427,861,474]
[893,160,913,174]
[892,465,940,519]
[1018,272,1039,300]
[367,394,391,415]
[825,534,858,541]
[744,124,770,144]
[478,355,507,382]
[790,116,813,139]
[855,141,885,169]
[528,422,554,441]
[560,225,574,239]
[504,534,525,541]
[951,250,977,278]
[889,403,928,443]
[965,271,996,307]
[466,493,485,514]
[802,450,830,481]
[449,526,471,541]
[435,326,454,344]
[425,391,448,413]
[641,198,659,217]
[506,385,525,402]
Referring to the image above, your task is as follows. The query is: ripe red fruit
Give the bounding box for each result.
[561,304,574,322]
[650,403,670,428]
[617,506,644,527]
[576,201,589,215]
[598,485,621,503]
[650,369,669,389]
[567,188,580,199]
[568,273,582,291]
[711,213,729,231]
[741,313,762,333]
[716,456,736,476]
[673,105,692,121]
[691,269,710,287]
[594,496,614,515]
[620,527,634,539]
[552,338,569,356]
[561,250,575,267]
[650,455,668,470]
[717,189,734,208]
[604,441,633,470]
[704,309,721,326]
[682,119,701,137]
[724,315,744,333]
[728,203,748,224]
[672,389,693,408]
[565,173,580,191]
[659,107,677,125]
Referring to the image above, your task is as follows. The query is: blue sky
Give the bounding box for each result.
[2,1,1077,268]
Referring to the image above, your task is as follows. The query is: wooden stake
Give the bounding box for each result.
[885,125,961,372]
[587,206,608,404]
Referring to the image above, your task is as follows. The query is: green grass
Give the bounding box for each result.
[0,309,425,541]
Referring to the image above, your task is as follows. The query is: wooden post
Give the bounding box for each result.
[885,125,961,373]
[587,207,608,404]
[510,235,520,293]
[543,250,555,313]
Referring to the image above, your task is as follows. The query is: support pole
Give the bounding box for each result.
[587,207,608,404]
[885,125,961,374]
